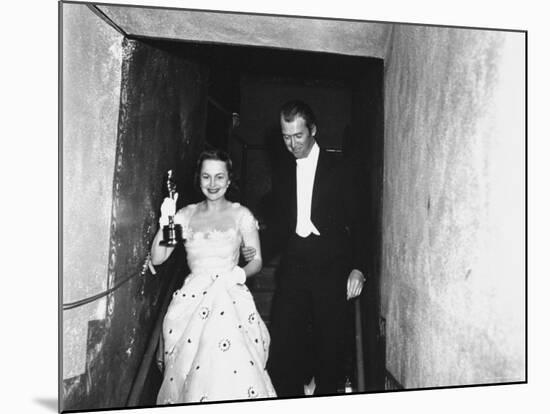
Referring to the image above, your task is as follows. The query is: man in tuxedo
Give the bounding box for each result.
[266,100,368,397]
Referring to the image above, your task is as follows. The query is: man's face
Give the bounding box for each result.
[280,115,317,159]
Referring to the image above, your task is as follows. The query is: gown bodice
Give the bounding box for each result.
[184,228,240,277]
[175,203,257,278]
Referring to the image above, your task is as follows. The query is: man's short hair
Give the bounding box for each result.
[280,100,317,133]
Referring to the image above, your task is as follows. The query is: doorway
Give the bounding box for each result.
[138,36,385,393]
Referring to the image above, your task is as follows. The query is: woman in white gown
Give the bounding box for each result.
[151,149,276,404]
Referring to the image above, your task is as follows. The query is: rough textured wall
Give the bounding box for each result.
[62,24,209,412]
[382,26,525,388]
[62,2,122,380]
[99,5,391,58]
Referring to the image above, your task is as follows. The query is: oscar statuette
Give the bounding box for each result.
[160,170,183,246]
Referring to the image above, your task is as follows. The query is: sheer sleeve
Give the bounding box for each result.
[238,207,259,236]
[238,206,261,262]
[173,204,196,238]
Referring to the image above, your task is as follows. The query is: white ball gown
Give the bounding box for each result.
[156,203,276,404]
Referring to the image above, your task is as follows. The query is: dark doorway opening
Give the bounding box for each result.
[135,36,385,397]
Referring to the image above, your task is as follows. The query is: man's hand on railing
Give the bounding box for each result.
[346,269,366,300]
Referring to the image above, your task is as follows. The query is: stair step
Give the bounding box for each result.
[247,266,277,291]
[250,290,275,321]
[247,260,279,325]
[257,265,277,278]
[248,276,276,291]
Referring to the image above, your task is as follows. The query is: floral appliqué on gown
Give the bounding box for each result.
[156,203,276,404]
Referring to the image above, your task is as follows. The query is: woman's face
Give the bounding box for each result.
[199,159,230,201]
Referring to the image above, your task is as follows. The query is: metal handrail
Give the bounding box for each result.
[62,255,154,311]
[354,298,366,392]
[126,264,179,406]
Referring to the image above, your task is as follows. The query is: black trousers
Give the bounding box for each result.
[267,234,352,397]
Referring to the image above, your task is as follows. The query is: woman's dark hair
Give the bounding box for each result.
[280,100,317,134]
[193,148,238,200]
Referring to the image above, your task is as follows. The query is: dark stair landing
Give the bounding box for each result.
[246,257,278,326]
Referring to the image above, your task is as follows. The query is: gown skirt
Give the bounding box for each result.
[156,205,276,404]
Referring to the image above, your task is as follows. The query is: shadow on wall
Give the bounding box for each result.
[62,14,210,410]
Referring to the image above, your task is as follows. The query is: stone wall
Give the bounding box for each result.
[62,1,123,381]
[62,4,209,410]
[382,25,525,388]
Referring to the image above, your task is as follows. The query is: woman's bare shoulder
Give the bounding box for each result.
[175,203,199,219]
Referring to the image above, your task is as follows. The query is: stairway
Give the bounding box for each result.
[246,256,279,327]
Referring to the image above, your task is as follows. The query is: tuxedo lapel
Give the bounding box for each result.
[311,149,327,220]
[284,158,297,224]
[290,161,297,222]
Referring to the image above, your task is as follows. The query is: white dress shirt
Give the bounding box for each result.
[295,141,321,238]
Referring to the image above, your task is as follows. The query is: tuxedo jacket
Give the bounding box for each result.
[268,147,369,279]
